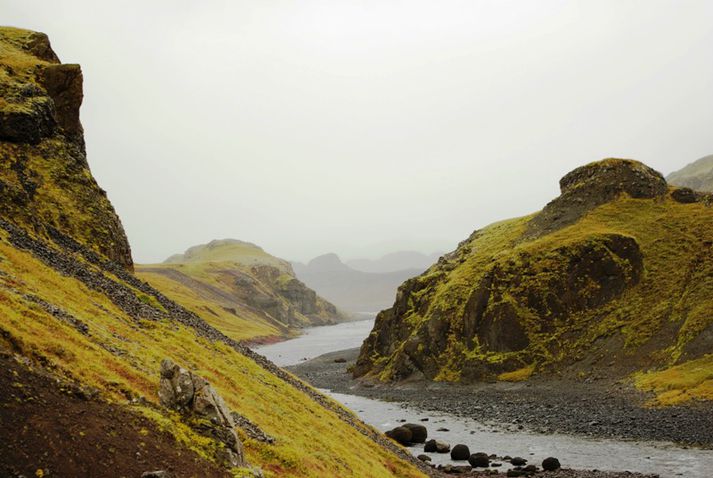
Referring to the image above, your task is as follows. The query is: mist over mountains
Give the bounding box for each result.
[292,252,436,314]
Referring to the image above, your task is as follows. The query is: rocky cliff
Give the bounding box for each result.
[0,27,132,268]
[355,159,713,398]
[667,154,713,193]
[0,28,427,478]
[138,240,345,342]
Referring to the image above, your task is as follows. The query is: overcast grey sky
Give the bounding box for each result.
[3,1,712,263]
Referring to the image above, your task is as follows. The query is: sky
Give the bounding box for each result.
[3,1,712,263]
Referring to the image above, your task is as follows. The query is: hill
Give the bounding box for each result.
[137,239,346,343]
[667,154,713,192]
[292,253,422,313]
[354,158,713,406]
[346,251,442,274]
[0,27,427,478]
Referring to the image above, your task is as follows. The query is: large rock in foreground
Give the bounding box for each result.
[159,358,244,466]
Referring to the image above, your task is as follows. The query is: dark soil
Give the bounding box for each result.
[0,349,228,478]
[290,348,713,448]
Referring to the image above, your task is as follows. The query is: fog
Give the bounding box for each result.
[3,1,712,263]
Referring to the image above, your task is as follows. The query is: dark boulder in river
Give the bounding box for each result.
[542,457,561,471]
[468,452,490,468]
[450,444,470,460]
[385,426,412,445]
[403,423,428,443]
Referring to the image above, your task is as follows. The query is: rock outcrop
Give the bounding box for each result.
[355,159,713,383]
[159,358,245,467]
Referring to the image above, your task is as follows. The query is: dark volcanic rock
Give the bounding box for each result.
[385,426,413,445]
[468,452,490,468]
[450,443,470,460]
[510,457,527,466]
[403,423,428,443]
[41,63,84,137]
[542,456,561,471]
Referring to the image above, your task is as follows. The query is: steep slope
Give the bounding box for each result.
[0,27,132,268]
[138,239,345,343]
[347,251,443,274]
[292,253,422,313]
[667,154,713,192]
[355,159,713,405]
[0,28,427,478]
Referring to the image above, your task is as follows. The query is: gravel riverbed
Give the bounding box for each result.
[287,348,713,477]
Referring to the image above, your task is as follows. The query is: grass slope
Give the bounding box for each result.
[0,229,424,478]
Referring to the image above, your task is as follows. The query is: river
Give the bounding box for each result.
[255,319,713,478]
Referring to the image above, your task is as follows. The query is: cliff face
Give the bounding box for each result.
[0,27,132,268]
[355,159,713,390]
[138,240,345,342]
[667,154,713,193]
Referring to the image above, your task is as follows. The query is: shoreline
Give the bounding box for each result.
[288,348,713,450]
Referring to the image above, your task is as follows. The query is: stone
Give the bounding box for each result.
[510,457,527,466]
[157,358,244,466]
[542,457,561,471]
[403,423,428,443]
[385,426,412,445]
[671,187,698,204]
[417,454,432,462]
[450,444,470,460]
[435,439,450,453]
[468,452,490,468]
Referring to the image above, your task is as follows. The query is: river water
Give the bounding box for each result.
[255,319,713,478]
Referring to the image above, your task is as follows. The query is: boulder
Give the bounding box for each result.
[385,426,412,445]
[403,423,428,443]
[510,457,527,466]
[671,187,698,204]
[542,457,561,471]
[468,452,490,468]
[158,358,244,466]
[435,439,450,453]
[450,444,470,460]
[417,454,431,462]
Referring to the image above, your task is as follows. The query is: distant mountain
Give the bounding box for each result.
[667,154,713,192]
[138,239,346,342]
[292,254,423,314]
[346,251,442,274]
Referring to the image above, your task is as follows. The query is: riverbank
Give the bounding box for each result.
[289,348,713,449]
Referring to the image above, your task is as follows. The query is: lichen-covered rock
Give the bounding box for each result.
[158,358,244,466]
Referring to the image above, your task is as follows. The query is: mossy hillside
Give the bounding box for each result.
[138,241,345,342]
[356,161,713,399]
[0,27,133,268]
[135,266,283,342]
[0,233,424,478]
